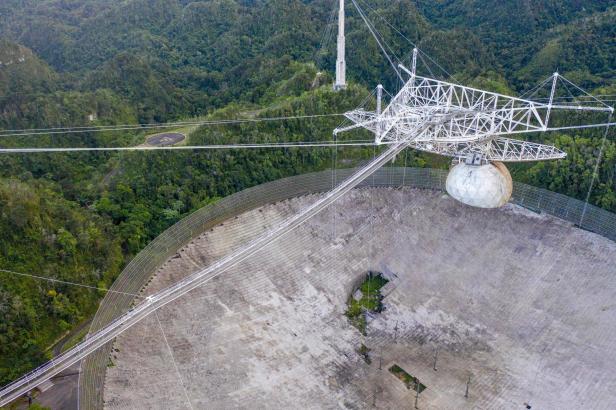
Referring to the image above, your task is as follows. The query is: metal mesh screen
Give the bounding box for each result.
[79,166,616,408]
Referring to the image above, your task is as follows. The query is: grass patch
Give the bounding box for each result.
[389,364,426,393]
[61,321,92,353]
[358,343,371,364]
[345,271,388,334]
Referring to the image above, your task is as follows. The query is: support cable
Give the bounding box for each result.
[0,141,377,154]
[352,2,402,64]
[355,0,456,81]
[0,114,345,138]
[361,10,403,66]
[519,75,554,100]
[580,111,613,226]
[417,52,436,80]
[313,0,338,67]
[416,48,456,82]
[546,122,616,131]
[358,4,404,88]
[532,94,616,101]
[349,0,403,82]
[558,74,614,111]
[0,268,143,298]
[557,77,578,102]
[154,311,194,410]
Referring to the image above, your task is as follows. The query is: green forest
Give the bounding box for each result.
[0,0,614,386]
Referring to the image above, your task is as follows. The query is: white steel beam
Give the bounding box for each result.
[336,68,612,162]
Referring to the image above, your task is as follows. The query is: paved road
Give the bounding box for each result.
[52,319,92,357]
[16,321,92,409]
[145,133,185,146]
[12,364,79,410]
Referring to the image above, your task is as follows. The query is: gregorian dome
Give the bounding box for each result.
[445,160,513,208]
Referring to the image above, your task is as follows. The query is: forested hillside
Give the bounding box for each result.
[0,178,122,382]
[0,0,614,385]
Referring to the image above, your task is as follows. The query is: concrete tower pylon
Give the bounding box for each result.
[333,0,346,90]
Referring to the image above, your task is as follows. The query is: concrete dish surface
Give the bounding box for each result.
[103,188,616,409]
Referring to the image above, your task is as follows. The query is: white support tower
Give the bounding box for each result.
[333,0,346,90]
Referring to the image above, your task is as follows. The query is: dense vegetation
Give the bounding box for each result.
[0,0,614,386]
[0,178,122,383]
[346,272,388,334]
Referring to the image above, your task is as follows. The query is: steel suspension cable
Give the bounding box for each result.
[546,122,616,131]
[0,268,143,298]
[0,140,377,154]
[580,111,613,226]
[349,0,403,82]
[313,0,338,66]
[518,75,554,100]
[559,74,613,110]
[0,114,345,137]
[154,311,194,410]
[354,0,457,81]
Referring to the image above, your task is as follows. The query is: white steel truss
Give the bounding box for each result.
[409,137,567,162]
[335,65,612,162]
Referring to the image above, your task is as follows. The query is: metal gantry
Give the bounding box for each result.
[335,58,613,162]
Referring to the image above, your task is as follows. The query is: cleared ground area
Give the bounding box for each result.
[103,188,616,409]
[145,132,185,146]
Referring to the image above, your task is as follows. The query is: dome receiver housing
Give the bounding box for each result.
[445,157,513,208]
